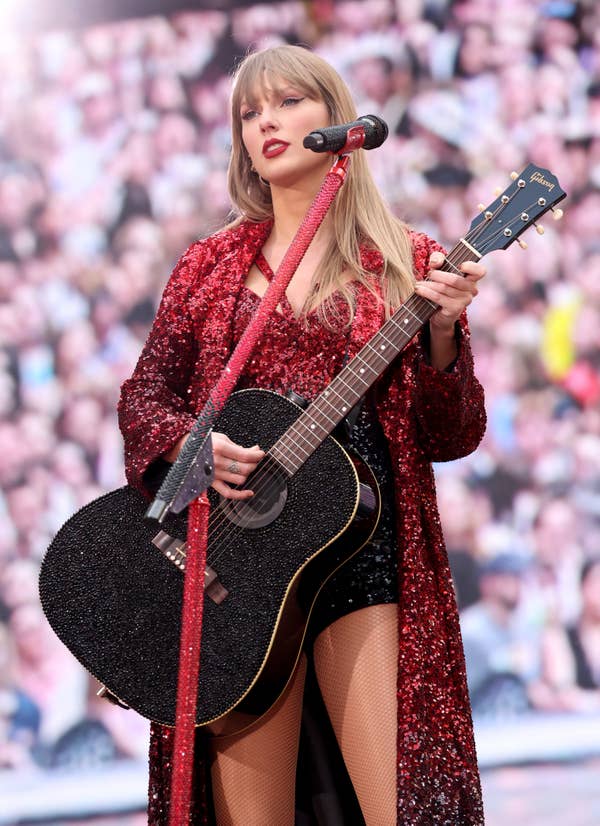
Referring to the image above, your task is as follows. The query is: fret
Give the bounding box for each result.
[389,315,419,340]
[353,352,379,379]
[271,437,311,462]
[335,371,361,395]
[457,237,481,260]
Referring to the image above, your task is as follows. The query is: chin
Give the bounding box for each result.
[271,162,332,190]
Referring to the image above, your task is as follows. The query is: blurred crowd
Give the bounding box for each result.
[1,0,599,773]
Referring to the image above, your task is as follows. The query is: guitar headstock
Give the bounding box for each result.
[466,165,566,255]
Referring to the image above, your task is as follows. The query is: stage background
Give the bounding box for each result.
[1,0,599,823]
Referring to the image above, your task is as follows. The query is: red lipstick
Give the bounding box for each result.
[262,139,289,158]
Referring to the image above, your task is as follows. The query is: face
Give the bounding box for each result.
[582,564,600,621]
[482,572,522,611]
[239,78,332,192]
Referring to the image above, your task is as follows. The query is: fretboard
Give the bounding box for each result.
[269,239,479,476]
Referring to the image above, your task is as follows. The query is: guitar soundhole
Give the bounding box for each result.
[221,462,288,529]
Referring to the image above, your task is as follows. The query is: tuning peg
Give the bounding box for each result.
[494,187,503,196]
[534,223,545,235]
[517,238,528,250]
[477,203,485,212]
[551,207,564,220]
[510,171,519,180]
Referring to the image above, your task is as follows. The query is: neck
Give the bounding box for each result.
[267,156,338,247]
[268,188,334,257]
[271,189,327,238]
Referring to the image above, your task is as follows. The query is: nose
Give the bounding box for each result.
[258,105,279,133]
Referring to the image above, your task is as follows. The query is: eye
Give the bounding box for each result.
[241,109,258,121]
[281,96,305,107]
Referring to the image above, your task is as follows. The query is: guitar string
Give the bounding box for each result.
[184,190,545,572]
[194,189,541,571]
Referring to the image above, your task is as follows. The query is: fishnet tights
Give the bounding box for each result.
[209,656,307,826]
[313,603,399,825]
[209,604,398,825]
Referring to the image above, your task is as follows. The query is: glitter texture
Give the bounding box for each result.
[119,220,486,825]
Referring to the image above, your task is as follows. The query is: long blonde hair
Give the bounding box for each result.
[227,45,415,322]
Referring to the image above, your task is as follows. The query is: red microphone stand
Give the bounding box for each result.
[167,150,357,825]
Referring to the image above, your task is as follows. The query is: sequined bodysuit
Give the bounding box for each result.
[234,253,399,637]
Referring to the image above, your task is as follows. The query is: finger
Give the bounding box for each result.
[415,283,473,314]
[212,436,265,464]
[429,251,445,268]
[427,259,485,288]
[415,280,475,305]
[217,460,254,484]
[212,480,255,500]
[421,267,480,294]
[426,269,475,290]
[215,450,264,475]
[226,446,265,467]
[459,261,486,280]
[211,437,264,475]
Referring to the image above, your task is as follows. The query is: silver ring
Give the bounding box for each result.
[227,460,240,475]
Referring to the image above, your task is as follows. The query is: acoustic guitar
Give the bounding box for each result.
[39,165,565,735]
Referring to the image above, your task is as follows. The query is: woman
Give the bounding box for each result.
[118,45,486,825]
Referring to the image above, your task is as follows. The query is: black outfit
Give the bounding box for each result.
[309,396,399,638]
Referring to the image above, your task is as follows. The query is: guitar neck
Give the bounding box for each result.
[269,239,480,475]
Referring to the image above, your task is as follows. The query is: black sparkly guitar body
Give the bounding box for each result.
[40,389,380,734]
[39,166,565,734]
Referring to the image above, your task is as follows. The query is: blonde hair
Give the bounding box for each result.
[227,44,415,322]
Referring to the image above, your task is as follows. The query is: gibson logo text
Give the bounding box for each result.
[530,171,555,191]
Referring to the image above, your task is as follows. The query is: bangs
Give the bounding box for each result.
[232,48,329,113]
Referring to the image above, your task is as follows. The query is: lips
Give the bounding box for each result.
[262,139,290,158]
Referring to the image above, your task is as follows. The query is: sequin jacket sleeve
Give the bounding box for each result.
[117,243,206,494]
[410,232,486,462]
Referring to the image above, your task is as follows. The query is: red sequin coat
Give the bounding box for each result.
[118,220,486,824]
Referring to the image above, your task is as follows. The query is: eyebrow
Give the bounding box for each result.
[240,83,306,110]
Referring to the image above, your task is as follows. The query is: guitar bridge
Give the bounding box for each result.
[151,530,229,604]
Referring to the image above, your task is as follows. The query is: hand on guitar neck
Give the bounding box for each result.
[414,251,486,370]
